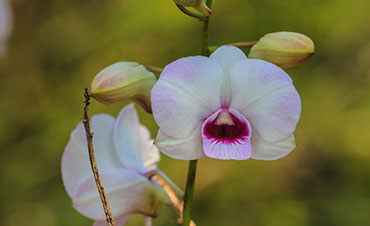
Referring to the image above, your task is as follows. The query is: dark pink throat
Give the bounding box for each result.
[204,110,249,143]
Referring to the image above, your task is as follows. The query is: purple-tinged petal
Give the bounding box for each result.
[251,133,296,160]
[230,59,301,142]
[61,114,123,198]
[210,45,247,73]
[73,169,169,221]
[201,108,252,160]
[93,215,131,226]
[155,129,205,160]
[114,104,157,173]
[151,56,224,139]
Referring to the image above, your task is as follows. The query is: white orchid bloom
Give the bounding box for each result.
[151,46,301,160]
[0,0,12,55]
[61,104,169,225]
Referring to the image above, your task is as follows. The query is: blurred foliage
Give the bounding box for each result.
[1,0,370,225]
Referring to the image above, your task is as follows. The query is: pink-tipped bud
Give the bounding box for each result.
[248,32,315,68]
[174,0,212,16]
[91,62,156,113]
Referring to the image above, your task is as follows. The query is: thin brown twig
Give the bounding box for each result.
[83,88,116,226]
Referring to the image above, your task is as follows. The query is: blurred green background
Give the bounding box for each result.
[1,0,370,225]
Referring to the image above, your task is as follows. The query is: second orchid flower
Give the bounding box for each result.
[61,104,170,225]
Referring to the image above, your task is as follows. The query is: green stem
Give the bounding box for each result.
[145,65,163,74]
[200,0,212,57]
[209,40,258,53]
[182,2,213,226]
[182,160,198,226]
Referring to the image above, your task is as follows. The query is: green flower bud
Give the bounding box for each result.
[174,0,212,16]
[91,62,156,113]
[248,32,315,68]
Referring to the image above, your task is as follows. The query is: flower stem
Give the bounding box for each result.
[209,41,258,53]
[153,173,196,225]
[200,0,212,57]
[156,169,184,198]
[145,65,163,74]
[83,88,115,226]
[183,2,212,225]
[182,160,198,226]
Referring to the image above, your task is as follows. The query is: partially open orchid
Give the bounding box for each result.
[151,46,301,160]
[61,104,170,225]
[0,0,12,55]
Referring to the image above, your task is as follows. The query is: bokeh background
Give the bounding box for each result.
[1,0,370,225]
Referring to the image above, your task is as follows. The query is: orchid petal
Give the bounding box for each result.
[138,125,160,171]
[209,45,248,106]
[230,59,301,142]
[251,133,296,160]
[114,104,148,173]
[201,108,252,160]
[155,129,205,160]
[151,56,224,139]
[210,45,247,73]
[62,114,123,198]
[73,169,169,221]
[93,215,131,226]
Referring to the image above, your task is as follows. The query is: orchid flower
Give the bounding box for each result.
[61,104,170,225]
[0,0,12,55]
[151,46,301,160]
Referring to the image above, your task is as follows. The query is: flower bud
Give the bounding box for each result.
[174,0,212,16]
[91,62,156,113]
[248,32,315,68]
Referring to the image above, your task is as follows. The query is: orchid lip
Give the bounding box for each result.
[203,109,251,144]
[201,108,253,160]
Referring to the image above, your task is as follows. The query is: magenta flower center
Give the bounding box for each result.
[204,110,249,143]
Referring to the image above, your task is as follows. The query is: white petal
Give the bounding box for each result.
[155,129,205,160]
[230,59,301,142]
[210,45,247,73]
[61,114,123,198]
[151,56,224,139]
[73,169,169,220]
[210,45,248,106]
[114,104,148,173]
[138,126,160,171]
[93,215,131,226]
[251,133,296,160]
